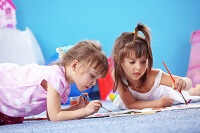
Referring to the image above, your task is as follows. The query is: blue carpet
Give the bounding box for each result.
[1,101,200,133]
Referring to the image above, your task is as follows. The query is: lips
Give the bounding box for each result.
[134,72,141,76]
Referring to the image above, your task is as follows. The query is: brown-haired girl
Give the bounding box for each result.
[112,22,200,109]
[0,40,108,125]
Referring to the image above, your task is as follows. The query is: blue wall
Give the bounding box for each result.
[13,0,200,76]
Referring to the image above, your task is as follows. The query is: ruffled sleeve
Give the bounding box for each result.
[44,65,70,104]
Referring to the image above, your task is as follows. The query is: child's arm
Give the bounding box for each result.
[112,70,173,109]
[160,71,192,91]
[47,83,101,121]
[60,103,80,111]
[61,95,89,111]
[117,85,173,109]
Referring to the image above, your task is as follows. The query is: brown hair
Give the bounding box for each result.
[58,40,108,78]
[112,22,153,92]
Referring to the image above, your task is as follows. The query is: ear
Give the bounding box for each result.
[71,60,79,72]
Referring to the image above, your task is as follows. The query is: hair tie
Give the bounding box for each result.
[56,45,73,60]
[134,29,138,35]
[133,30,138,41]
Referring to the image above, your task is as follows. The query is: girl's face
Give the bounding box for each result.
[121,55,148,81]
[74,68,100,92]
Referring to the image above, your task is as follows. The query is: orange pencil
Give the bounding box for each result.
[162,61,188,105]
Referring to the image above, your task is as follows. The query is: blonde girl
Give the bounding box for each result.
[0,40,108,125]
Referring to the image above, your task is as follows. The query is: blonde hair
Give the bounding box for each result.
[58,40,108,78]
[112,22,153,92]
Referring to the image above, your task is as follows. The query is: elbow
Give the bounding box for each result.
[48,117,59,122]
[48,114,60,122]
[124,100,137,109]
[125,102,135,109]
[125,101,143,109]
[126,106,133,110]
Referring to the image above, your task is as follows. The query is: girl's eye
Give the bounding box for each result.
[142,61,146,64]
[129,61,135,64]
[90,74,95,78]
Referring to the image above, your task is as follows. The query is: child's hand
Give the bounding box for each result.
[158,96,174,107]
[172,78,186,92]
[84,100,102,116]
[76,93,90,109]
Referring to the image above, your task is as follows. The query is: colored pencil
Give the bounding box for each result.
[80,94,112,112]
[72,89,112,112]
[162,61,188,105]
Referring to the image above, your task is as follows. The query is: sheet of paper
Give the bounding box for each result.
[87,103,200,118]
[87,108,159,118]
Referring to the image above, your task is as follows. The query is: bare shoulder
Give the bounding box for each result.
[145,69,160,87]
[148,69,160,78]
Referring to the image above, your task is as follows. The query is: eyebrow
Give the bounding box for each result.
[127,57,147,60]
[90,70,98,76]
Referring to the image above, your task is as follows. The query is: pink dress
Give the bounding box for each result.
[0,63,70,117]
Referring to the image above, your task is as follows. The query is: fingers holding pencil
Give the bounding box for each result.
[172,78,187,92]
[81,94,112,112]
[84,100,102,115]
[162,61,188,105]
[162,61,186,91]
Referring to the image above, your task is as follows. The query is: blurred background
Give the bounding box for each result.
[11,0,200,76]
[1,0,200,101]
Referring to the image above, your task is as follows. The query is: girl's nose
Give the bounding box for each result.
[90,80,96,86]
[135,62,142,70]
